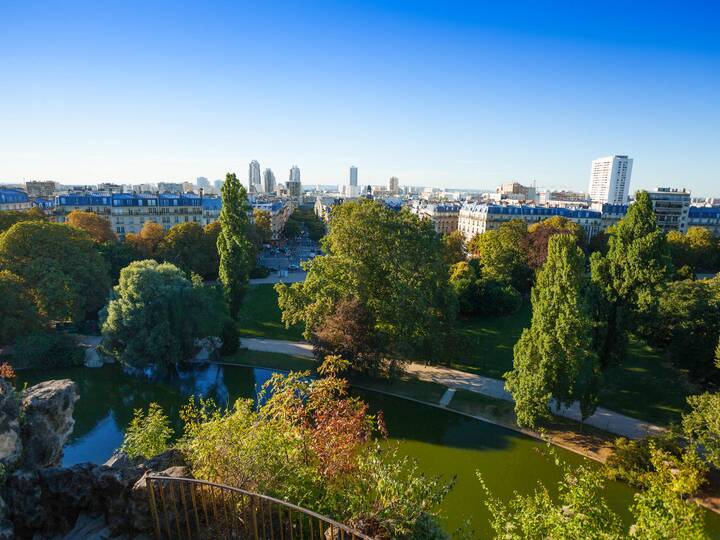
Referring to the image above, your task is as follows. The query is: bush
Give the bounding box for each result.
[477,278,522,316]
[13,332,83,369]
[605,432,685,487]
[121,403,174,459]
[220,319,239,355]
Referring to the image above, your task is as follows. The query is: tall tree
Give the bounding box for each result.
[217,173,253,318]
[667,226,719,275]
[505,234,599,427]
[590,191,672,365]
[277,199,457,363]
[442,230,466,267]
[0,207,47,233]
[0,221,109,322]
[66,210,117,243]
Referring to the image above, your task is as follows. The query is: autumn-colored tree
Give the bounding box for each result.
[526,216,584,269]
[312,297,383,372]
[252,209,273,243]
[66,210,117,243]
[125,221,165,259]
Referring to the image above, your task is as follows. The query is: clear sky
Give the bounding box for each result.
[1,1,718,195]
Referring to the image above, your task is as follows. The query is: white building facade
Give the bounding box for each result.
[589,155,633,205]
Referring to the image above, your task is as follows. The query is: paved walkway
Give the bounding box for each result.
[241,337,665,440]
[249,271,306,285]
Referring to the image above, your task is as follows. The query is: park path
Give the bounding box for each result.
[241,337,665,440]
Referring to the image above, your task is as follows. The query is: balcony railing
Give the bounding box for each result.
[147,475,373,540]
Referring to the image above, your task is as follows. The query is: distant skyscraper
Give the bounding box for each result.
[589,155,633,205]
[249,160,262,193]
[196,177,210,189]
[388,176,399,194]
[289,165,301,183]
[263,168,276,194]
[214,179,224,191]
[346,166,359,198]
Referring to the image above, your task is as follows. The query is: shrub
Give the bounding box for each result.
[121,403,174,459]
[477,278,522,316]
[220,319,239,355]
[13,332,83,369]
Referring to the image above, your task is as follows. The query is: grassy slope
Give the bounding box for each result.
[237,285,694,426]
[237,284,305,341]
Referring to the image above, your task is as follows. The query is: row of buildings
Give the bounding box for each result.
[0,187,294,241]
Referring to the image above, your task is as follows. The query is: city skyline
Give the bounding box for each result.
[1,1,718,195]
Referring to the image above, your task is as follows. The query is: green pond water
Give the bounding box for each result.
[17,362,720,538]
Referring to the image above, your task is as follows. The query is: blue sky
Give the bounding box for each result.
[1,1,718,194]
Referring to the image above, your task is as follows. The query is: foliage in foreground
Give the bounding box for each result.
[179,356,451,539]
[480,447,708,539]
[121,402,174,459]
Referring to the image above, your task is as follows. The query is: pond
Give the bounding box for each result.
[17,362,720,537]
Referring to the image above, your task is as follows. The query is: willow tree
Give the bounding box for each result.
[217,173,253,318]
[505,234,599,427]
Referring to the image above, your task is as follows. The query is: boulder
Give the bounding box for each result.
[20,379,78,469]
[0,379,21,468]
[84,347,103,368]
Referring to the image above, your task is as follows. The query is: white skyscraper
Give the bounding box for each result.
[248,160,262,193]
[289,165,301,183]
[263,168,276,194]
[196,177,210,189]
[589,155,633,205]
[346,166,359,198]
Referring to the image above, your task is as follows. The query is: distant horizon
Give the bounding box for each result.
[2,1,718,196]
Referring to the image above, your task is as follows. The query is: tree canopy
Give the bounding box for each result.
[0,270,42,345]
[505,234,599,427]
[252,209,272,243]
[526,216,584,269]
[277,199,457,362]
[159,221,219,279]
[0,207,47,233]
[102,260,226,368]
[217,173,254,318]
[125,221,165,259]
[667,226,719,275]
[66,210,117,243]
[468,219,532,293]
[0,221,109,322]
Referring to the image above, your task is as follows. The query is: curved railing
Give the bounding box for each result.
[146,475,374,540]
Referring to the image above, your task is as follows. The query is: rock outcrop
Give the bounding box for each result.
[0,379,22,469]
[6,450,188,539]
[20,379,78,469]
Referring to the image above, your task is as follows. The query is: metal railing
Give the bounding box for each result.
[147,475,374,540]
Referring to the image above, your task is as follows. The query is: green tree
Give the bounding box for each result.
[667,226,719,275]
[252,209,273,243]
[590,191,672,365]
[0,221,109,322]
[683,391,720,469]
[121,403,174,459]
[505,235,599,427]
[0,207,47,233]
[98,241,141,284]
[468,219,532,292]
[217,173,254,318]
[159,222,218,279]
[277,199,457,363]
[646,277,720,379]
[442,230,466,266]
[0,270,42,345]
[66,210,116,243]
[102,260,225,368]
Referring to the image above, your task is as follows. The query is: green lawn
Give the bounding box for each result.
[451,303,531,379]
[599,338,696,426]
[237,284,305,341]
[221,348,316,372]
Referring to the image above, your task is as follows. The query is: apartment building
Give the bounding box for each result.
[411,202,461,234]
[647,187,691,233]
